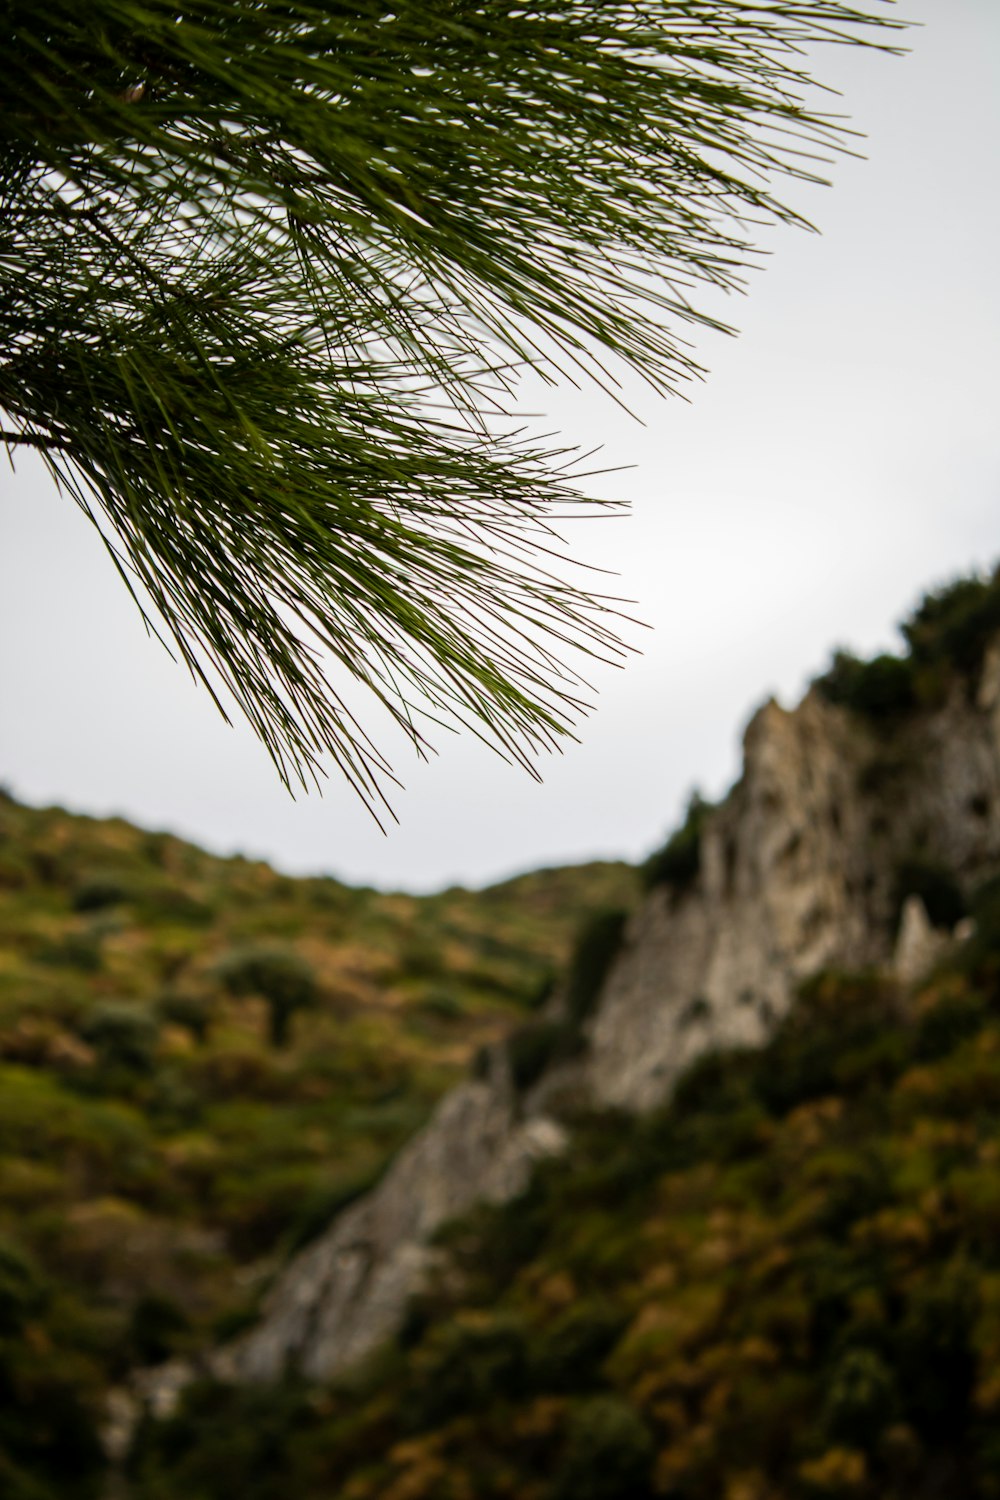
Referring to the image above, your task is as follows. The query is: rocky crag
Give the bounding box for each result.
[188,638,1000,1396]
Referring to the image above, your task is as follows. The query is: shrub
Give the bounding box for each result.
[530,1300,627,1392]
[551,1396,655,1500]
[642,793,710,894]
[130,1291,191,1365]
[215,946,317,1048]
[506,1020,584,1093]
[894,857,967,931]
[157,989,213,1043]
[79,1003,159,1073]
[901,571,1000,677]
[564,910,628,1025]
[815,650,917,722]
[0,1237,44,1337]
[35,932,102,973]
[405,1319,529,1429]
[822,1347,899,1449]
[894,1265,978,1440]
[72,870,130,912]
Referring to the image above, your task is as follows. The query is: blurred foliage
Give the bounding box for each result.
[816,568,1000,724]
[215,946,318,1048]
[133,876,1000,1500]
[642,793,712,895]
[0,789,634,1495]
[564,909,629,1025]
[895,857,968,932]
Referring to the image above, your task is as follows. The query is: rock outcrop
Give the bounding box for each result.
[177,647,1000,1390]
[218,1067,565,1383]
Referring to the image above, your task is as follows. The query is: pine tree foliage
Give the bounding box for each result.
[1,2,901,814]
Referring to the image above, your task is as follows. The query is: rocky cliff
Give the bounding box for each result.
[199,643,1000,1390]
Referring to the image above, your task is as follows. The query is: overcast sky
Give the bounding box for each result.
[2,0,999,892]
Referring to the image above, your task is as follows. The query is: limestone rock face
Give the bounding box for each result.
[588,671,1000,1110]
[218,1068,566,1383]
[210,648,1000,1385]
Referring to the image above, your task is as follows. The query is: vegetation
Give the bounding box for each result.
[0,789,634,1498]
[816,568,1000,723]
[2,2,901,806]
[564,910,630,1026]
[134,885,1000,1500]
[642,793,712,895]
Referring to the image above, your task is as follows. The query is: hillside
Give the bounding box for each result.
[124,567,1000,1500]
[0,797,634,1499]
[134,939,1000,1500]
[6,567,1000,1500]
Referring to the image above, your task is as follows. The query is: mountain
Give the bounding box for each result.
[125,568,1000,1500]
[7,568,1000,1500]
[0,794,633,1499]
[198,572,1000,1398]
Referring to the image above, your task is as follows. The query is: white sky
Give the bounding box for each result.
[2,0,999,892]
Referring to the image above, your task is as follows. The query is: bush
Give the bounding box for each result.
[894,1265,978,1440]
[901,571,1000,677]
[405,1319,529,1430]
[822,1347,899,1449]
[564,910,628,1025]
[642,793,710,894]
[815,650,917,722]
[0,1237,44,1337]
[157,989,213,1043]
[72,870,130,913]
[79,1003,159,1073]
[215,946,317,1048]
[895,857,967,931]
[35,932,102,973]
[130,1292,191,1365]
[551,1396,655,1500]
[506,1020,584,1093]
[530,1301,627,1392]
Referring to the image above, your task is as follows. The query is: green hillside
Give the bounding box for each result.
[0,792,634,1499]
[132,892,1000,1500]
[7,565,1000,1500]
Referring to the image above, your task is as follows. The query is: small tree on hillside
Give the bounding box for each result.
[216,946,318,1049]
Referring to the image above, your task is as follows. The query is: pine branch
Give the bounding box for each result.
[0,0,906,808]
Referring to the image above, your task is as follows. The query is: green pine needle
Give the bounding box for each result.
[0,1,905,817]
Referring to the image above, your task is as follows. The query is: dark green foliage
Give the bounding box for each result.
[80,1003,159,1074]
[531,1302,628,1393]
[506,1020,584,1094]
[405,1319,530,1431]
[0,1239,44,1337]
[815,649,918,721]
[216,946,317,1048]
[755,970,900,1116]
[815,569,1000,731]
[895,856,968,931]
[822,1346,900,1447]
[551,1397,655,1500]
[34,931,102,972]
[72,871,130,913]
[157,989,213,1044]
[283,1165,386,1255]
[564,909,629,1025]
[642,793,711,894]
[894,1264,979,1441]
[915,990,986,1061]
[131,1379,319,1500]
[902,572,1000,676]
[129,1292,191,1365]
